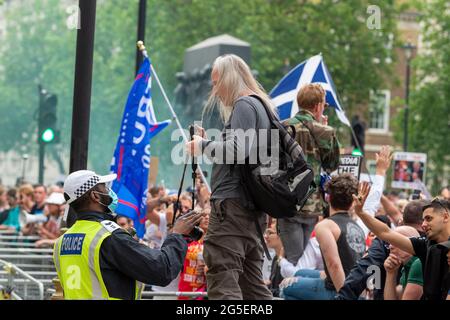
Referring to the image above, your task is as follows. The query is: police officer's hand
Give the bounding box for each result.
[172,210,205,236]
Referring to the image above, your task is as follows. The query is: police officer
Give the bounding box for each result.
[53,170,204,300]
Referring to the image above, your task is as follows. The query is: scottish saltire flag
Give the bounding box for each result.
[270,54,350,126]
[110,57,171,238]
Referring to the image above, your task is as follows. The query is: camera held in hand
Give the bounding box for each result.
[180,210,204,241]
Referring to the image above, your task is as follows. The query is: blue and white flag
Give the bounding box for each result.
[270,54,350,126]
[110,57,171,238]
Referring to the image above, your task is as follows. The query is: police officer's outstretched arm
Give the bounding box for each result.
[100,210,204,286]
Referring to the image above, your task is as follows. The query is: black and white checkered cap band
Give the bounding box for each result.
[73,175,100,198]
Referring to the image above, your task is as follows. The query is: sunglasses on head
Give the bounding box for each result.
[427,197,449,214]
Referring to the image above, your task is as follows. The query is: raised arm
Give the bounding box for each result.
[380,195,403,225]
[353,182,415,255]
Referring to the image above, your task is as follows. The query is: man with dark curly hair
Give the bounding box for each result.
[280,173,366,299]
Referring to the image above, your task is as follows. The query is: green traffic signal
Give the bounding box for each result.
[351,148,363,156]
[41,128,55,143]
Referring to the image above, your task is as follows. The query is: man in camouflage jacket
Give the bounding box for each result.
[278,83,340,264]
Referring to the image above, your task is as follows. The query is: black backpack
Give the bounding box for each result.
[238,95,316,218]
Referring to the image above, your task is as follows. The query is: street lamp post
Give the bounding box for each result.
[402,41,416,152]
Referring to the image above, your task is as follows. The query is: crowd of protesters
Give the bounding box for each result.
[0,80,449,300]
[0,154,448,300]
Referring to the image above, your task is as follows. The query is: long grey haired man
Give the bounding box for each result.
[186,54,274,300]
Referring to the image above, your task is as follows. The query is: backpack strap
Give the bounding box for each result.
[255,216,272,261]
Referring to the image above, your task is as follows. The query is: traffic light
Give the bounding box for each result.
[38,86,59,144]
[351,115,365,156]
[351,147,363,156]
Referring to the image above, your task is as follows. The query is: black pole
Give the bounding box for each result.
[135,0,147,75]
[37,84,44,184]
[404,59,410,152]
[69,0,97,173]
[38,143,45,184]
[349,125,372,184]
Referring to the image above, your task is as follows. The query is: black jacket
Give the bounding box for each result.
[76,211,188,300]
[335,237,389,300]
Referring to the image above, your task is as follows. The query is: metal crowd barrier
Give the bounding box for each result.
[0,259,44,300]
[0,235,40,242]
[0,233,211,300]
[0,241,37,248]
[0,246,56,300]
[141,291,208,299]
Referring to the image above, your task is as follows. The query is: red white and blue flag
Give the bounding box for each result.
[110,57,170,238]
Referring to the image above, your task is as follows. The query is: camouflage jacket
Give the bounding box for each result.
[284,110,340,217]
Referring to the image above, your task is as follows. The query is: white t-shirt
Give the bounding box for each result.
[143,211,168,249]
[147,211,178,296]
[262,248,276,281]
[279,237,324,278]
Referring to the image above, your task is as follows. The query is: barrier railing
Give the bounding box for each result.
[0,259,44,300]
[141,291,208,299]
[0,235,40,242]
[0,241,37,248]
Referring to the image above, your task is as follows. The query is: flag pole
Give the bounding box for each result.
[320,55,373,184]
[137,41,211,193]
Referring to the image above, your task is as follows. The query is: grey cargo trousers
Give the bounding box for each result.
[204,198,273,300]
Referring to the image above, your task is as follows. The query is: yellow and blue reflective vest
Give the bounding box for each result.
[53,219,143,300]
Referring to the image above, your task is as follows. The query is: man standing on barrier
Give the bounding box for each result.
[186,54,273,300]
[278,84,340,264]
[53,170,204,300]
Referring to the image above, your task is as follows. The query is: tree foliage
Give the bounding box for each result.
[401,0,450,194]
[0,0,401,186]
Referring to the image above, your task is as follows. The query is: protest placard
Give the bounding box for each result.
[391,152,427,190]
[331,155,362,180]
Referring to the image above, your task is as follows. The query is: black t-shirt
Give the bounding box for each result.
[410,236,450,300]
[30,203,44,215]
[323,212,366,291]
[0,209,10,224]
[269,256,283,297]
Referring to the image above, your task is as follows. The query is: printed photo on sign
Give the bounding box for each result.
[331,155,361,180]
[391,152,427,190]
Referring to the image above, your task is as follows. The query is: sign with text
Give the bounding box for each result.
[391,152,427,190]
[331,155,362,180]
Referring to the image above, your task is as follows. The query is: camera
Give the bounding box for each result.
[189,225,204,241]
[410,189,421,200]
[178,210,204,241]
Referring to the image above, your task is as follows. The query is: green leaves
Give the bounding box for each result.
[0,0,401,186]
[403,0,450,194]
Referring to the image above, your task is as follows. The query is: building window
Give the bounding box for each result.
[368,90,390,132]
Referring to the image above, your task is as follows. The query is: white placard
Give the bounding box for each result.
[391,152,427,190]
[331,155,362,180]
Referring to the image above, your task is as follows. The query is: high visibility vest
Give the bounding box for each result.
[53,219,143,300]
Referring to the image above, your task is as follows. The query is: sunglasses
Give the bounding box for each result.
[432,197,449,210]
[324,102,329,108]
[425,197,450,214]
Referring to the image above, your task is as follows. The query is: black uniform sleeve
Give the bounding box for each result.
[100,230,188,286]
[335,238,389,300]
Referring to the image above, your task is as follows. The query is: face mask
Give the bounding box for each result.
[94,188,119,213]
